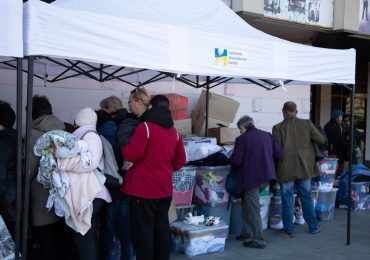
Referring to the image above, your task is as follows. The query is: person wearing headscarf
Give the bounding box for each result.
[324,109,349,177]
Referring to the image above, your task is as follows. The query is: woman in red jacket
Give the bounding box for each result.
[121,93,186,260]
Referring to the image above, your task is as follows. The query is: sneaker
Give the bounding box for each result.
[274,229,296,238]
[243,240,266,249]
[295,216,305,225]
[235,234,249,241]
[311,225,322,234]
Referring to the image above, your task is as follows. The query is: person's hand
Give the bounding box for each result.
[50,144,56,155]
[122,161,133,171]
[323,150,329,157]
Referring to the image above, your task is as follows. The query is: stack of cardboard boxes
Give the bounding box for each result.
[159,91,240,143]
[191,90,240,144]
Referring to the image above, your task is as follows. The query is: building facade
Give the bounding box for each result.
[232,0,370,163]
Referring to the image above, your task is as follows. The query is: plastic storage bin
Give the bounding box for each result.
[338,182,370,211]
[228,195,271,236]
[351,182,370,211]
[172,166,197,206]
[351,182,370,198]
[315,188,338,221]
[311,189,319,208]
[260,195,271,230]
[175,205,195,221]
[229,199,243,236]
[193,165,230,206]
[312,158,338,190]
[195,203,231,225]
[170,221,229,257]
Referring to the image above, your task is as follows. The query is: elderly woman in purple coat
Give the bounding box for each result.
[230,115,283,249]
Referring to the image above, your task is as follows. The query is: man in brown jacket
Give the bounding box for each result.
[272,101,325,237]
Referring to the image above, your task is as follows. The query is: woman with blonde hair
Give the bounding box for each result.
[115,88,150,147]
[99,88,150,260]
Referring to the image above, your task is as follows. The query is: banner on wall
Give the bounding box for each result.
[359,0,370,35]
[263,0,333,28]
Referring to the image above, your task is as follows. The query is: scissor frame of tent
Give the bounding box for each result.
[0,0,358,259]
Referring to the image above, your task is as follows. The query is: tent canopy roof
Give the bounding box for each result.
[0,0,23,58]
[23,0,356,85]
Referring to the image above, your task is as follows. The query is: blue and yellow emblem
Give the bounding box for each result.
[214,48,228,66]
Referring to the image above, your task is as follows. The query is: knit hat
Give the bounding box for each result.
[75,107,97,127]
[0,103,16,129]
[331,109,344,121]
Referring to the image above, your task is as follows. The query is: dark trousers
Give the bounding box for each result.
[240,187,265,245]
[100,194,133,260]
[73,199,104,260]
[32,220,68,260]
[129,196,172,260]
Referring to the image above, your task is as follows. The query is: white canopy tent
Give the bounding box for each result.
[1,0,358,257]
[0,1,23,259]
[0,0,23,58]
[23,0,356,85]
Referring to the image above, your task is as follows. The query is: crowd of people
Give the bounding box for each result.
[0,88,186,260]
[0,92,363,258]
[229,101,362,248]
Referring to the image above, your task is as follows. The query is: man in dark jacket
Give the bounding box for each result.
[0,101,17,237]
[273,101,325,237]
[230,115,283,249]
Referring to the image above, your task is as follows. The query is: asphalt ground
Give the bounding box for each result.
[170,208,370,260]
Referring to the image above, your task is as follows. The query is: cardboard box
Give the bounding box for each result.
[165,93,188,120]
[195,90,240,123]
[191,110,230,136]
[174,118,192,135]
[151,93,188,120]
[207,127,240,144]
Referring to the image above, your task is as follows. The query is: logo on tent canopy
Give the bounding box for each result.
[215,48,247,66]
[215,48,228,66]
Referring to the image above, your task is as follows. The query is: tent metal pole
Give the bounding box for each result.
[346,83,355,245]
[21,56,35,259]
[205,77,210,137]
[15,57,23,260]
[99,64,103,82]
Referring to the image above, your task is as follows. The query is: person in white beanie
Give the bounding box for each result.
[74,107,98,128]
[57,107,112,260]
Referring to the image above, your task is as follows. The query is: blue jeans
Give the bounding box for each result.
[280,179,318,233]
[101,194,134,260]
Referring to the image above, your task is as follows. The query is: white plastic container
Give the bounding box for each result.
[170,221,229,256]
